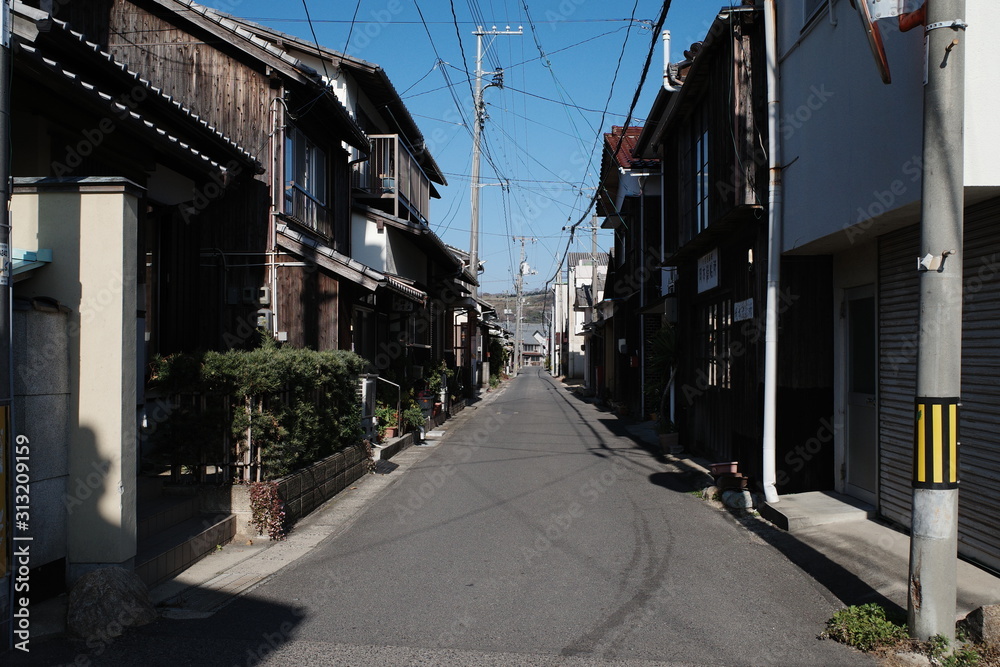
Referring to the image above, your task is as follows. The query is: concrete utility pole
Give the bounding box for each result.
[908,0,967,643]
[468,24,520,390]
[513,236,535,372]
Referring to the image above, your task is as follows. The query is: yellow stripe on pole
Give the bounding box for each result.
[914,398,960,489]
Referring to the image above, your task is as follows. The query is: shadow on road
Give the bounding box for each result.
[8,593,308,666]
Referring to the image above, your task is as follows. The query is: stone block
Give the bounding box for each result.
[964,604,1000,646]
[67,567,157,641]
[15,308,70,397]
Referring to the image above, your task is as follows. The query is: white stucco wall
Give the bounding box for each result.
[12,179,139,580]
[779,0,999,254]
[351,210,388,271]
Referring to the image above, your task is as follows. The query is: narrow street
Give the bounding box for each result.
[28,368,873,666]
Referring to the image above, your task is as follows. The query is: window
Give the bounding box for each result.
[697,299,732,389]
[285,126,327,209]
[679,106,710,239]
[694,127,710,234]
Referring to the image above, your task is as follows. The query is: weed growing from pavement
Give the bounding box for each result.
[822,603,995,666]
[821,603,908,652]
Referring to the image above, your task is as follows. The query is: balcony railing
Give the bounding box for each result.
[284,186,333,239]
[352,134,431,225]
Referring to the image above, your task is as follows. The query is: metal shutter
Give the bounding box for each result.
[955,199,1000,571]
[878,198,1000,572]
[878,226,919,527]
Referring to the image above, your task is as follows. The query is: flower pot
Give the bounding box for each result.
[709,461,739,476]
[383,427,398,439]
[717,474,748,491]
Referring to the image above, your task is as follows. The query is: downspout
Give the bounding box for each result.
[762,0,782,504]
[662,30,682,92]
[269,95,286,339]
[639,174,646,418]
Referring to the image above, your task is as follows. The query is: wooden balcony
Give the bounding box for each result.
[284,186,334,239]
[352,134,431,226]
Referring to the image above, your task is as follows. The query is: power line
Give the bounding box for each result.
[239,17,646,25]
[546,1,672,285]
[299,0,331,80]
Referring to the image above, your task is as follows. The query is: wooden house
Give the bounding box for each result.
[7,0,265,591]
[635,8,834,492]
[596,127,661,417]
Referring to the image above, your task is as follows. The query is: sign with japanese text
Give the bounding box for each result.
[697,248,719,293]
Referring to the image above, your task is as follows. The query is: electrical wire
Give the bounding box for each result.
[545,0,673,285]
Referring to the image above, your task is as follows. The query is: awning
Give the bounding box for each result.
[383,275,427,305]
[13,248,53,282]
[277,224,383,291]
[278,223,431,302]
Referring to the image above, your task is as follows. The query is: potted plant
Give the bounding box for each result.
[401,402,426,433]
[374,401,398,442]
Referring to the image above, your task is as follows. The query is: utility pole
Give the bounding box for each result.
[468,24,520,390]
[590,214,598,268]
[1,0,12,650]
[909,0,967,643]
[513,236,535,372]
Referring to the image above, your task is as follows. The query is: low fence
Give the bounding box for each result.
[276,443,369,525]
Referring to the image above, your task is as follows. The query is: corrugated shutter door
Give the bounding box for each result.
[879,198,1000,572]
[956,199,1000,571]
[878,226,919,527]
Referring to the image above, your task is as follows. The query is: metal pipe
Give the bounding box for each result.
[762,0,782,504]
[662,30,681,92]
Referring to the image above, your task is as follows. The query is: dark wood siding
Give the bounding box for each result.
[276,257,340,351]
[107,0,273,183]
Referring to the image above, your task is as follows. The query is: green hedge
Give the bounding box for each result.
[149,340,368,479]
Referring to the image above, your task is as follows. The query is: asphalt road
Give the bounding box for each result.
[19,367,874,666]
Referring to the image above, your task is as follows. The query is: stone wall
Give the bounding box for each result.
[276,443,370,525]
[191,443,371,540]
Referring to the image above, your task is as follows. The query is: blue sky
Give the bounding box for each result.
[211,1,726,293]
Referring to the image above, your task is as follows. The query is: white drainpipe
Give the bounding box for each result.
[662,30,681,92]
[762,0,782,504]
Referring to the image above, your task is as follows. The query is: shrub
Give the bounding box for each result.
[148,340,368,479]
[248,481,286,540]
[821,603,908,652]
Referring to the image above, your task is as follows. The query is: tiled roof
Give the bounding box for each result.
[567,252,609,267]
[22,12,261,170]
[18,43,247,174]
[604,125,659,171]
[277,223,427,302]
[146,0,368,151]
